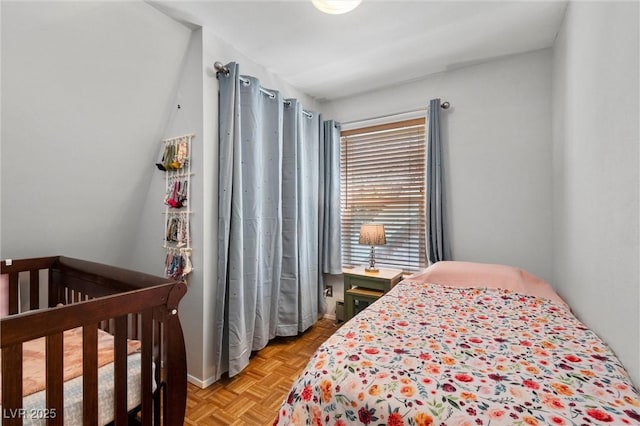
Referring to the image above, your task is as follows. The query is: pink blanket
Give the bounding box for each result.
[408,261,569,307]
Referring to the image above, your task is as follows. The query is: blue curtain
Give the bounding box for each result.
[215,63,338,378]
[215,64,283,377]
[278,99,320,335]
[426,98,451,264]
[320,120,342,274]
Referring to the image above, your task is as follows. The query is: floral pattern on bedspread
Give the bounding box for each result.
[274,281,640,425]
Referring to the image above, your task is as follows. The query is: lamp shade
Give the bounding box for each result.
[311,0,362,15]
[359,223,386,246]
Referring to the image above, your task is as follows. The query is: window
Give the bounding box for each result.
[340,118,427,274]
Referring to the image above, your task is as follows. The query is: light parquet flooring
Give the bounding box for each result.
[185,318,339,425]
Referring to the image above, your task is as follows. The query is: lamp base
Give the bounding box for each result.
[366,245,379,273]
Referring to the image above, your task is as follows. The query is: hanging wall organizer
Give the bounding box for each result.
[158,134,194,282]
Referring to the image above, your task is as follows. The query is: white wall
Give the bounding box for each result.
[551,1,639,386]
[0,0,220,383]
[321,49,554,316]
[1,2,191,265]
[129,28,206,383]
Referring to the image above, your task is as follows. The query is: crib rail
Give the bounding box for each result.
[0,256,187,426]
[1,256,57,314]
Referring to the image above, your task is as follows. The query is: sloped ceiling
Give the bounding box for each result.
[150,1,567,102]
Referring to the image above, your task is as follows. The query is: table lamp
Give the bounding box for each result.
[359,223,386,272]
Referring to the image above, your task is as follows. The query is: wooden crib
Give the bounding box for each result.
[0,256,188,426]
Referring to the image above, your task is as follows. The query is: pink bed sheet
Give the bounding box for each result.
[408,261,569,308]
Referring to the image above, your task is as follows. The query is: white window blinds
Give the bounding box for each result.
[340,118,427,274]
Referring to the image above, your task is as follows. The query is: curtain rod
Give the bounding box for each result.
[214,62,450,122]
[214,61,313,119]
[341,102,450,127]
[214,62,449,123]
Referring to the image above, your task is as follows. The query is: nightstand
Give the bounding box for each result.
[343,266,403,321]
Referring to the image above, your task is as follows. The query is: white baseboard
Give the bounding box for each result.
[323,313,336,320]
[187,373,216,389]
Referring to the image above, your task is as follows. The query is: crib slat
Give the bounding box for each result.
[29,270,40,310]
[8,272,19,314]
[46,332,64,426]
[153,312,162,425]
[2,343,23,426]
[154,316,163,385]
[141,309,153,426]
[47,273,65,307]
[130,312,139,340]
[47,272,56,307]
[83,324,99,426]
[114,315,128,426]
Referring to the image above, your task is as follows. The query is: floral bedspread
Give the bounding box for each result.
[274,280,640,425]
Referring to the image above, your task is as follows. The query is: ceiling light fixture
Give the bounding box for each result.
[312,0,362,15]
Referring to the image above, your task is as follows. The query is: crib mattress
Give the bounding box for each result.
[1,327,148,425]
[21,353,147,425]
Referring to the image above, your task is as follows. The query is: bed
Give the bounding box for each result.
[274,261,640,425]
[0,256,188,426]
